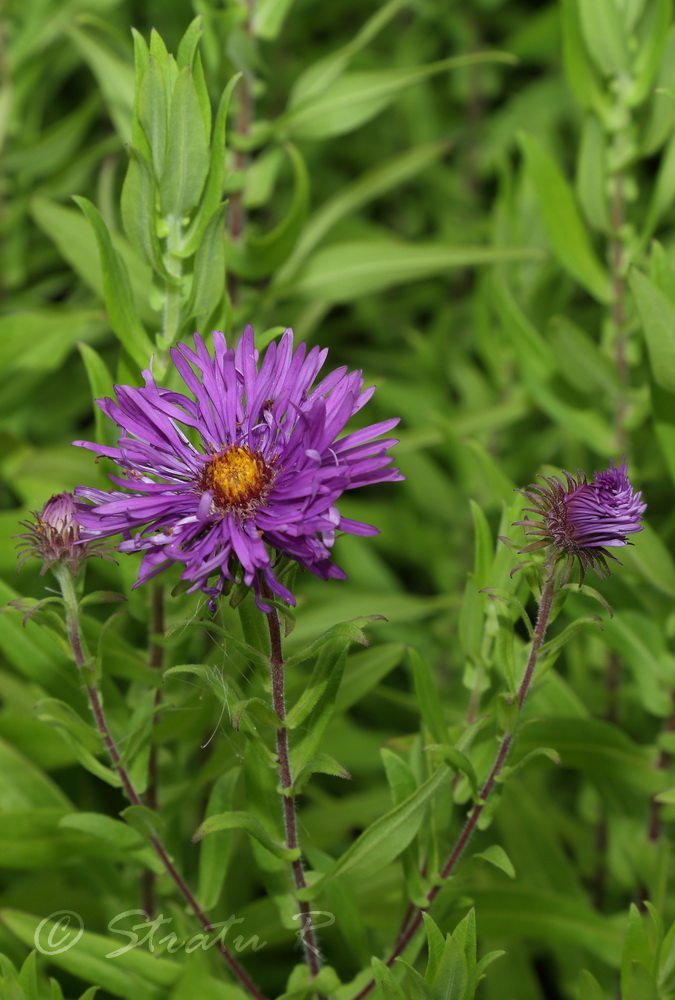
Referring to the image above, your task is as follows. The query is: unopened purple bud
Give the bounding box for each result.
[514,460,646,583]
[15,492,108,576]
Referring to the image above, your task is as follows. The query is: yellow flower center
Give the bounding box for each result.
[201,445,273,513]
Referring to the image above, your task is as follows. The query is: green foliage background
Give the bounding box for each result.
[3,0,675,998]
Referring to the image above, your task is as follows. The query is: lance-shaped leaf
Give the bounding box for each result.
[630,267,675,394]
[121,146,170,277]
[520,132,611,303]
[184,203,227,325]
[73,197,154,368]
[281,52,516,140]
[282,241,542,302]
[298,764,449,897]
[192,809,300,861]
[227,144,309,279]
[160,65,210,216]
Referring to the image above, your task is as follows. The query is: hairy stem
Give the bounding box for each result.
[264,597,323,979]
[351,566,559,1000]
[142,583,165,917]
[52,565,266,1000]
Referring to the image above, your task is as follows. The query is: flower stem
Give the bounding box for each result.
[263,598,323,979]
[142,582,165,917]
[351,565,559,1000]
[52,564,266,1000]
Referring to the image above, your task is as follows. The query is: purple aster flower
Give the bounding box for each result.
[15,492,110,576]
[514,460,646,582]
[73,327,403,608]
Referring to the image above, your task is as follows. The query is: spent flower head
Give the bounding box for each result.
[74,327,403,608]
[15,492,108,576]
[515,460,646,582]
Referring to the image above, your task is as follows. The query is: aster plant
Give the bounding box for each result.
[71,324,402,984]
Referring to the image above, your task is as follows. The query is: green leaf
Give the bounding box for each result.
[176,15,204,69]
[121,146,170,276]
[409,648,447,744]
[73,197,154,368]
[631,0,672,106]
[425,744,478,798]
[183,73,241,257]
[253,0,297,39]
[561,0,608,114]
[159,66,210,215]
[520,132,611,303]
[282,53,516,140]
[514,718,665,792]
[300,765,449,895]
[273,140,448,286]
[578,969,606,1000]
[77,343,116,450]
[288,0,411,107]
[192,809,299,860]
[576,114,610,232]
[336,643,406,710]
[473,844,516,879]
[431,934,468,1000]
[630,267,675,394]
[184,203,227,325]
[66,23,135,140]
[292,753,351,794]
[34,698,122,788]
[578,0,630,77]
[197,768,240,911]
[230,696,281,732]
[31,196,155,328]
[120,804,164,840]
[227,144,309,279]
[290,644,350,775]
[283,241,542,302]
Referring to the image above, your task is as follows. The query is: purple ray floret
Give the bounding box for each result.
[564,460,646,548]
[73,327,403,607]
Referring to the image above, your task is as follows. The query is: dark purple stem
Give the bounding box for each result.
[142,582,165,916]
[351,566,558,1000]
[53,565,266,1000]
[264,596,323,979]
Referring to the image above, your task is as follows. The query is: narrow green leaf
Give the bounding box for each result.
[576,114,610,231]
[197,768,241,910]
[183,73,241,256]
[578,970,606,1000]
[292,753,351,794]
[474,844,517,879]
[283,241,542,302]
[185,203,227,324]
[273,140,448,286]
[227,143,309,279]
[288,0,410,107]
[409,648,447,744]
[73,197,154,367]
[121,146,170,276]
[282,53,516,140]
[520,132,611,303]
[630,267,675,393]
[578,0,630,76]
[300,765,449,895]
[431,935,468,1000]
[253,0,297,39]
[77,344,116,449]
[160,66,210,215]
[192,809,299,860]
